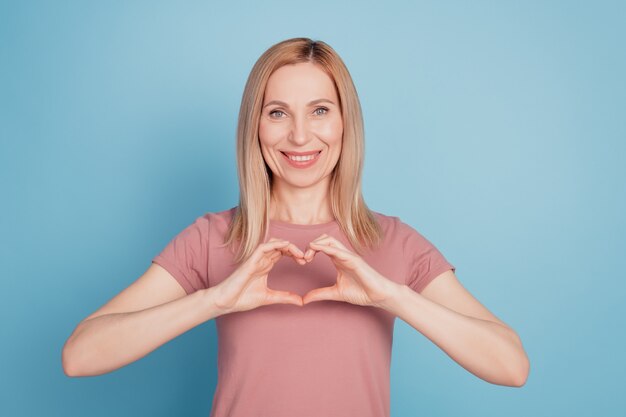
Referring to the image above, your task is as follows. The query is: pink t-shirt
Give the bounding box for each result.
[152,206,455,417]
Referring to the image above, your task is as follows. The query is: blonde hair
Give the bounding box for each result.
[224,37,383,264]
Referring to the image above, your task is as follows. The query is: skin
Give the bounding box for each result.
[255,62,530,387]
[259,61,343,225]
[210,62,345,315]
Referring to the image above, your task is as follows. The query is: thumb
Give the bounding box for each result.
[265,289,303,307]
[303,285,340,304]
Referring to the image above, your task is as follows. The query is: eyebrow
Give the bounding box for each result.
[262,98,336,108]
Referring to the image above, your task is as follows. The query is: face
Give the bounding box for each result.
[259,62,343,188]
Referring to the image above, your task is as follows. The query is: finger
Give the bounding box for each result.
[264,237,290,250]
[279,247,306,265]
[309,241,351,262]
[269,250,281,259]
[305,236,349,262]
[264,289,303,307]
[293,256,307,265]
[303,241,327,261]
[303,247,316,262]
[303,285,340,304]
[274,244,305,265]
[269,251,281,263]
[310,236,348,251]
[282,242,305,259]
[263,241,306,266]
[260,239,290,253]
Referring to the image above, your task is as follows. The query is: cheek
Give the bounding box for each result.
[258,120,285,145]
[316,117,343,142]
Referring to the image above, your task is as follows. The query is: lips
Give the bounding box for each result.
[280,150,322,157]
[280,149,322,168]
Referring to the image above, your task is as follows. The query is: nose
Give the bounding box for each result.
[288,113,310,146]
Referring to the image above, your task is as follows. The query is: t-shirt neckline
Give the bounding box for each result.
[270,218,338,230]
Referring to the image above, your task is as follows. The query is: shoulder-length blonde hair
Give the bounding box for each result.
[224,37,383,265]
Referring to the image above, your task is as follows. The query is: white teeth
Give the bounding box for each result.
[286,152,320,161]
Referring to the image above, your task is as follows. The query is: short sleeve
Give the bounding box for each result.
[151,214,210,295]
[401,220,456,293]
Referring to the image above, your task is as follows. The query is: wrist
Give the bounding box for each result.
[372,281,406,313]
[202,285,231,318]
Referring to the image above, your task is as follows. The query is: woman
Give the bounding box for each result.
[62,38,529,416]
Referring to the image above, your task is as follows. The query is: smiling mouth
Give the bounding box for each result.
[280,150,322,161]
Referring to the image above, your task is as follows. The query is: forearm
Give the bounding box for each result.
[380,284,528,387]
[63,287,223,377]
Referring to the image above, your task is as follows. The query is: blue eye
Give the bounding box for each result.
[269,107,328,118]
[269,110,284,118]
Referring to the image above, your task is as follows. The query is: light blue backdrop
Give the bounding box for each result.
[2,1,624,416]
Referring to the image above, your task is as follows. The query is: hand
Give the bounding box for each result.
[301,234,398,308]
[213,238,306,314]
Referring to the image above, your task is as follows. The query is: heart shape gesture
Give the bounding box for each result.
[299,234,398,308]
[212,234,399,315]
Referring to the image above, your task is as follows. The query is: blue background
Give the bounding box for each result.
[2,1,624,416]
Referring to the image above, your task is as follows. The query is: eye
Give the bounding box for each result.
[269,109,285,118]
[314,107,329,116]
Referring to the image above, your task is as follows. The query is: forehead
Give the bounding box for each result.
[264,62,337,102]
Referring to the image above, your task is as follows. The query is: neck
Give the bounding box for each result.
[269,178,334,224]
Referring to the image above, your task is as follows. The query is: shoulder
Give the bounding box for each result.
[370,210,440,256]
[205,206,232,223]
[370,210,398,229]
[370,209,418,240]
[180,206,235,235]
[202,205,238,237]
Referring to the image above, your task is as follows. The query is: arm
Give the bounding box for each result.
[62,264,225,377]
[379,270,530,387]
